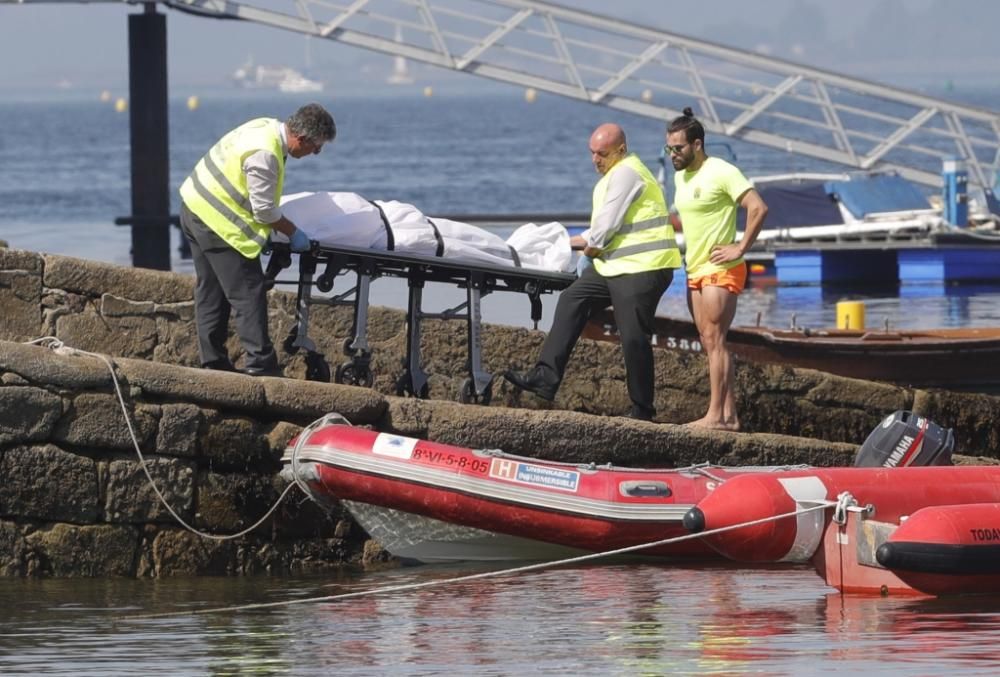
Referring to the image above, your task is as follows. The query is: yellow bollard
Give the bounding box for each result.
[114,97,128,113]
[187,95,200,111]
[836,300,865,330]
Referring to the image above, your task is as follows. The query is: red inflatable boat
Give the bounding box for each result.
[280,414,797,563]
[683,467,1000,596]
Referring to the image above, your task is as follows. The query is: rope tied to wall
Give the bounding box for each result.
[26,336,300,542]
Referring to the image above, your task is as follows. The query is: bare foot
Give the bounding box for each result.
[685,416,740,432]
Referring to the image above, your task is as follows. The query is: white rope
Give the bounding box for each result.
[27,337,299,541]
[124,499,837,621]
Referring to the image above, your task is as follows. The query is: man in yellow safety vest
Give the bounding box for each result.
[504,123,681,421]
[179,103,335,376]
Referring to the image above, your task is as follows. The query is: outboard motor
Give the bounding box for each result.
[854,410,955,467]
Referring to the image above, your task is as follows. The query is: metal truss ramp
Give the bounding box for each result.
[9,0,1000,190]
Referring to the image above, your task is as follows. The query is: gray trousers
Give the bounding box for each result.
[179,204,277,370]
[538,264,673,418]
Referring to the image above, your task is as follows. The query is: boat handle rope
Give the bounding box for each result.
[122,499,838,621]
[26,337,299,542]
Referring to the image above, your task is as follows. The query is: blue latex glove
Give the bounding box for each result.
[576,255,593,277]
[289,228,311,253]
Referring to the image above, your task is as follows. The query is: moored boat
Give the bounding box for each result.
[683,466,1000,596]
[280,414,801,563]
[583,312,1000,391]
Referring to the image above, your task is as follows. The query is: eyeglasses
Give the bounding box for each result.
[664,143,689,155]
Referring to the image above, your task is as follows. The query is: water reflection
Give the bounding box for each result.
[2,564,1000,674]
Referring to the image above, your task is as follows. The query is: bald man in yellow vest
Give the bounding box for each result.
[505,123,681,420]
[179,103,335,376]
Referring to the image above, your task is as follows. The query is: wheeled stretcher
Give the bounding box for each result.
[264,241,576,404]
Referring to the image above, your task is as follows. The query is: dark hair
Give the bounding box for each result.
[287,103,336,144]
[667,106,704,144]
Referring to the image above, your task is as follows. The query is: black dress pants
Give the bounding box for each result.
[537,264,673,417]
[179,204,277,370]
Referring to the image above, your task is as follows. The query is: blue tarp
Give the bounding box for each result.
[738,180,843,229]
[824,174,930,218]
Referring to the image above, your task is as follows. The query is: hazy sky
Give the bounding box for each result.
[1,0,998,96]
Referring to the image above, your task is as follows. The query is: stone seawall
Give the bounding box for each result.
[2,246,999,577]
[2,246,999,453]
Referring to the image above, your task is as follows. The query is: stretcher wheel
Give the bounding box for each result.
[459,377,492,406]
[304,352,331,383]
[335,361,373,388]
[316,273,335,293]
[283,327,300,355]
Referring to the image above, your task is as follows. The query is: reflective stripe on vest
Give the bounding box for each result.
[179,118,285,258]
[592,154,681,276]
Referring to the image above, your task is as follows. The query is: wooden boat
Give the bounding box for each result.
[280,414,801,563]
[683,466,1000,596]
[583,311,1000,391]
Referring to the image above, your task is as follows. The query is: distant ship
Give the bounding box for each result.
[277,71,324,93]
[232,57,324,93]
[386,25,414,85]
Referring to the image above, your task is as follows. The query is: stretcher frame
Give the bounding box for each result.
[264,242,575,404]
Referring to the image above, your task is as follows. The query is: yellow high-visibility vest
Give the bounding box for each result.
[592,154,680,276]
[179,118,285,258]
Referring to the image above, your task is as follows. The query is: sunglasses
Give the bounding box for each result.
[664,143,690,155]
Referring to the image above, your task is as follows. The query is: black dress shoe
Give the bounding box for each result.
[625,407,654,422]
[202,359,236,372]
[503,367,558,401]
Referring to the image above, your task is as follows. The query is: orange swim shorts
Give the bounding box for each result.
[687,262,748,295]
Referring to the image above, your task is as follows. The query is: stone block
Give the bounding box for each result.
[195,471,279,533]
[52,392,158,452]
[104,456,195,523]
[0,520,27,576]
[0,340,111,390]
[0,269,42,342]
[0,247,43,274]
[43,253,193,303]
[156,403,201,457]
[267,421,302,459]
[0,386,63,446]
[199,413,273,471]
[24,523,139,576]
[152,316,200,367]
[384,398,732,467]
[262,377,387,425]
[114,358,266,412]
[0,445,99,522]
[912,389,1000,458]
[56,311,158,359]
[147,529,236,576]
